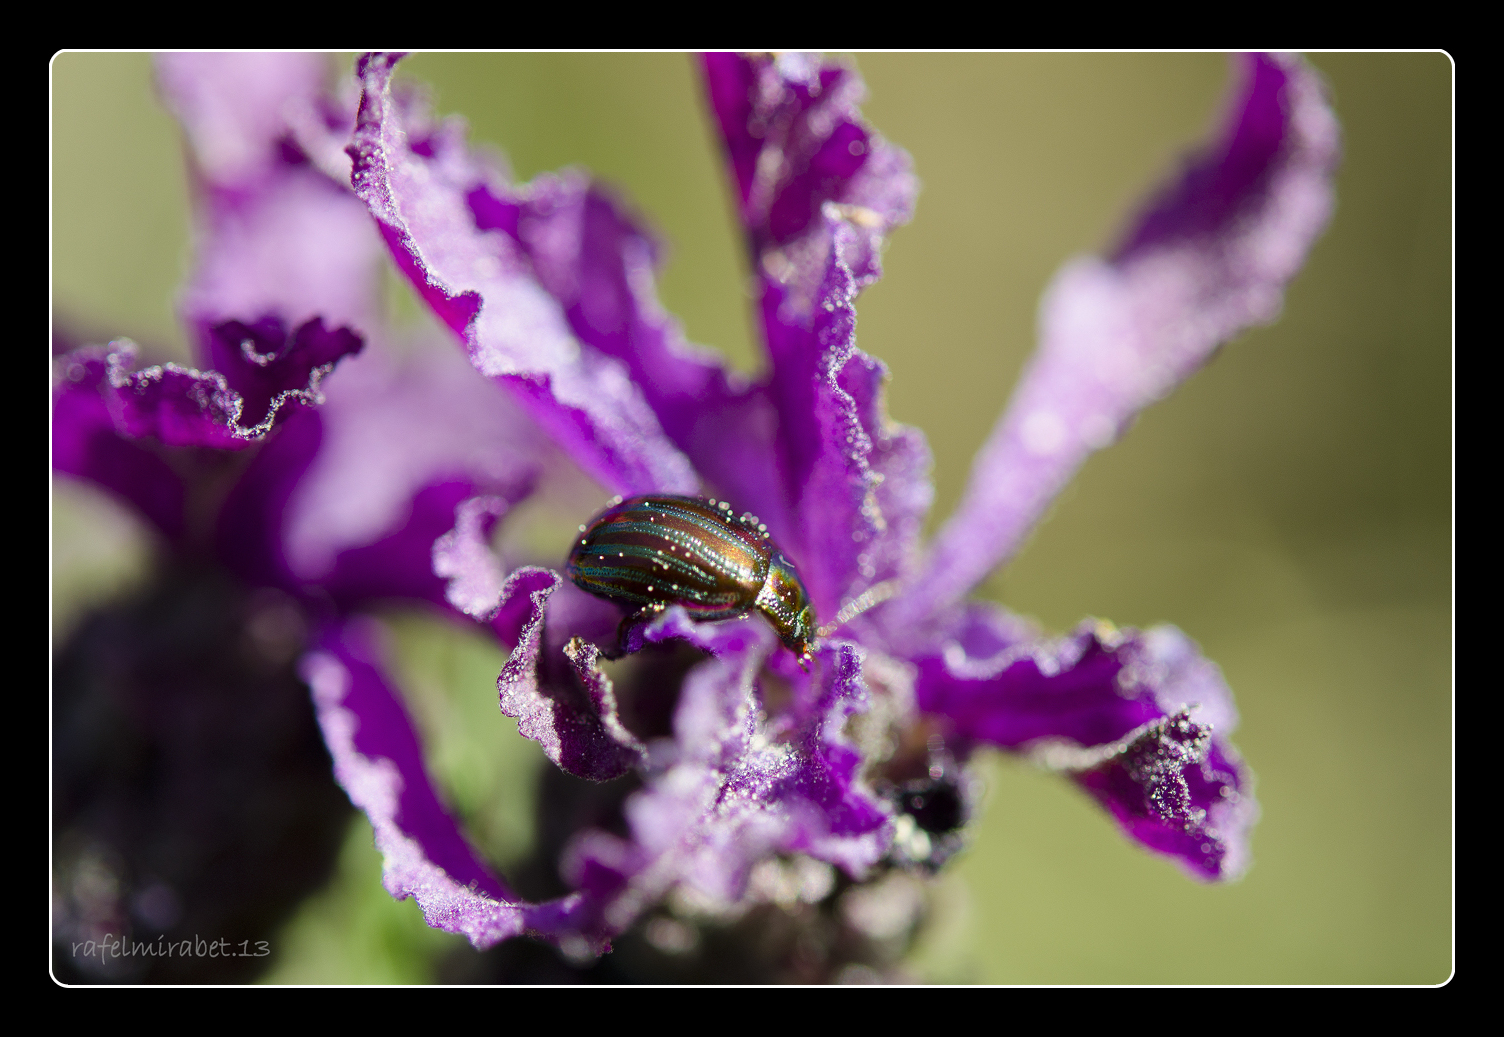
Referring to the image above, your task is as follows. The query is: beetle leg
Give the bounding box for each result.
[604,603,669,660]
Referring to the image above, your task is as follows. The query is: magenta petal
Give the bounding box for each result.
[202,316,363,432]
[764,642,895,870]
[562,637,649,768]
[432,494,515,620]
[699,55,927,613]
[93,353,244,449]
[1074,714,1256,882]
[303,617,606,951]
[48,330,359,485]
[702,55,919,554]
[898,54,1339,627]
[52,335,379,598]
[155,53,330,189]
[318,481,497,614]
[613,604,756,659]
[54,344,256,452]
[783,216,933,617]
[215,377,528,616]
[913,605,1254,880]
[161,53,383,364]
[306,618,515,900]
[471,173,793,535]
[347,53,697,497]
[182,173,384,359]
[214,409,324,590]
[52,350,187,540]
[568,620,891,929]
[1113,54,1328,262]
[492,570,645,782]
[700,52,916,307]
[279,342,542,612]
[477,174,739,436]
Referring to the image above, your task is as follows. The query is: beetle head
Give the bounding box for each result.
[759,553,817,667]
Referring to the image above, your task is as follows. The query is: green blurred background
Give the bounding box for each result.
[52,53,1451,983]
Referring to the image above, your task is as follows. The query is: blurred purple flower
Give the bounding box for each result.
[53,52,1338,965]
[51,54,554,973]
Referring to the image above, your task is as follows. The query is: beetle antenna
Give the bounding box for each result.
[817,579,903,639]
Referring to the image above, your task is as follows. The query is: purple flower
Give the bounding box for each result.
[52,54,551,975]
[53,52,1338,969]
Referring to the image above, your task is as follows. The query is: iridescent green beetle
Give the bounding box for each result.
[566,494,817,665]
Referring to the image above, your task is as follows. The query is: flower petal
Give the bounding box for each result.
[566,614,892,932]
[1073,713,1256,882]
[57,55,372,555]
[784,215,933,617]
[470,173,728,435]
[52,63,373,506]
[492,570,646,782]
[279,342,542,613]
[213,408,324,589]
[52,350,188,540]
[913,605,1255,879]
[318,482,502,615]
[160,54,384,366]
[347,53,697,497]
[303,616,606,951]
[432,494,515,620]
[200,316,364,433]
[228,443,525,616]
[51,340,323,456]
[155,52,329,189]
[700,53,916,307]
[182,178,383,365]
[699,55,928,617]
[468,170,794,538]
[898,54,1339,627]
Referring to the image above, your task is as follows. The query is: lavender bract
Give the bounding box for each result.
[52,52,1339,966]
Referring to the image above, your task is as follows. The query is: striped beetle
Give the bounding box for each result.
[566,495,817,666]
